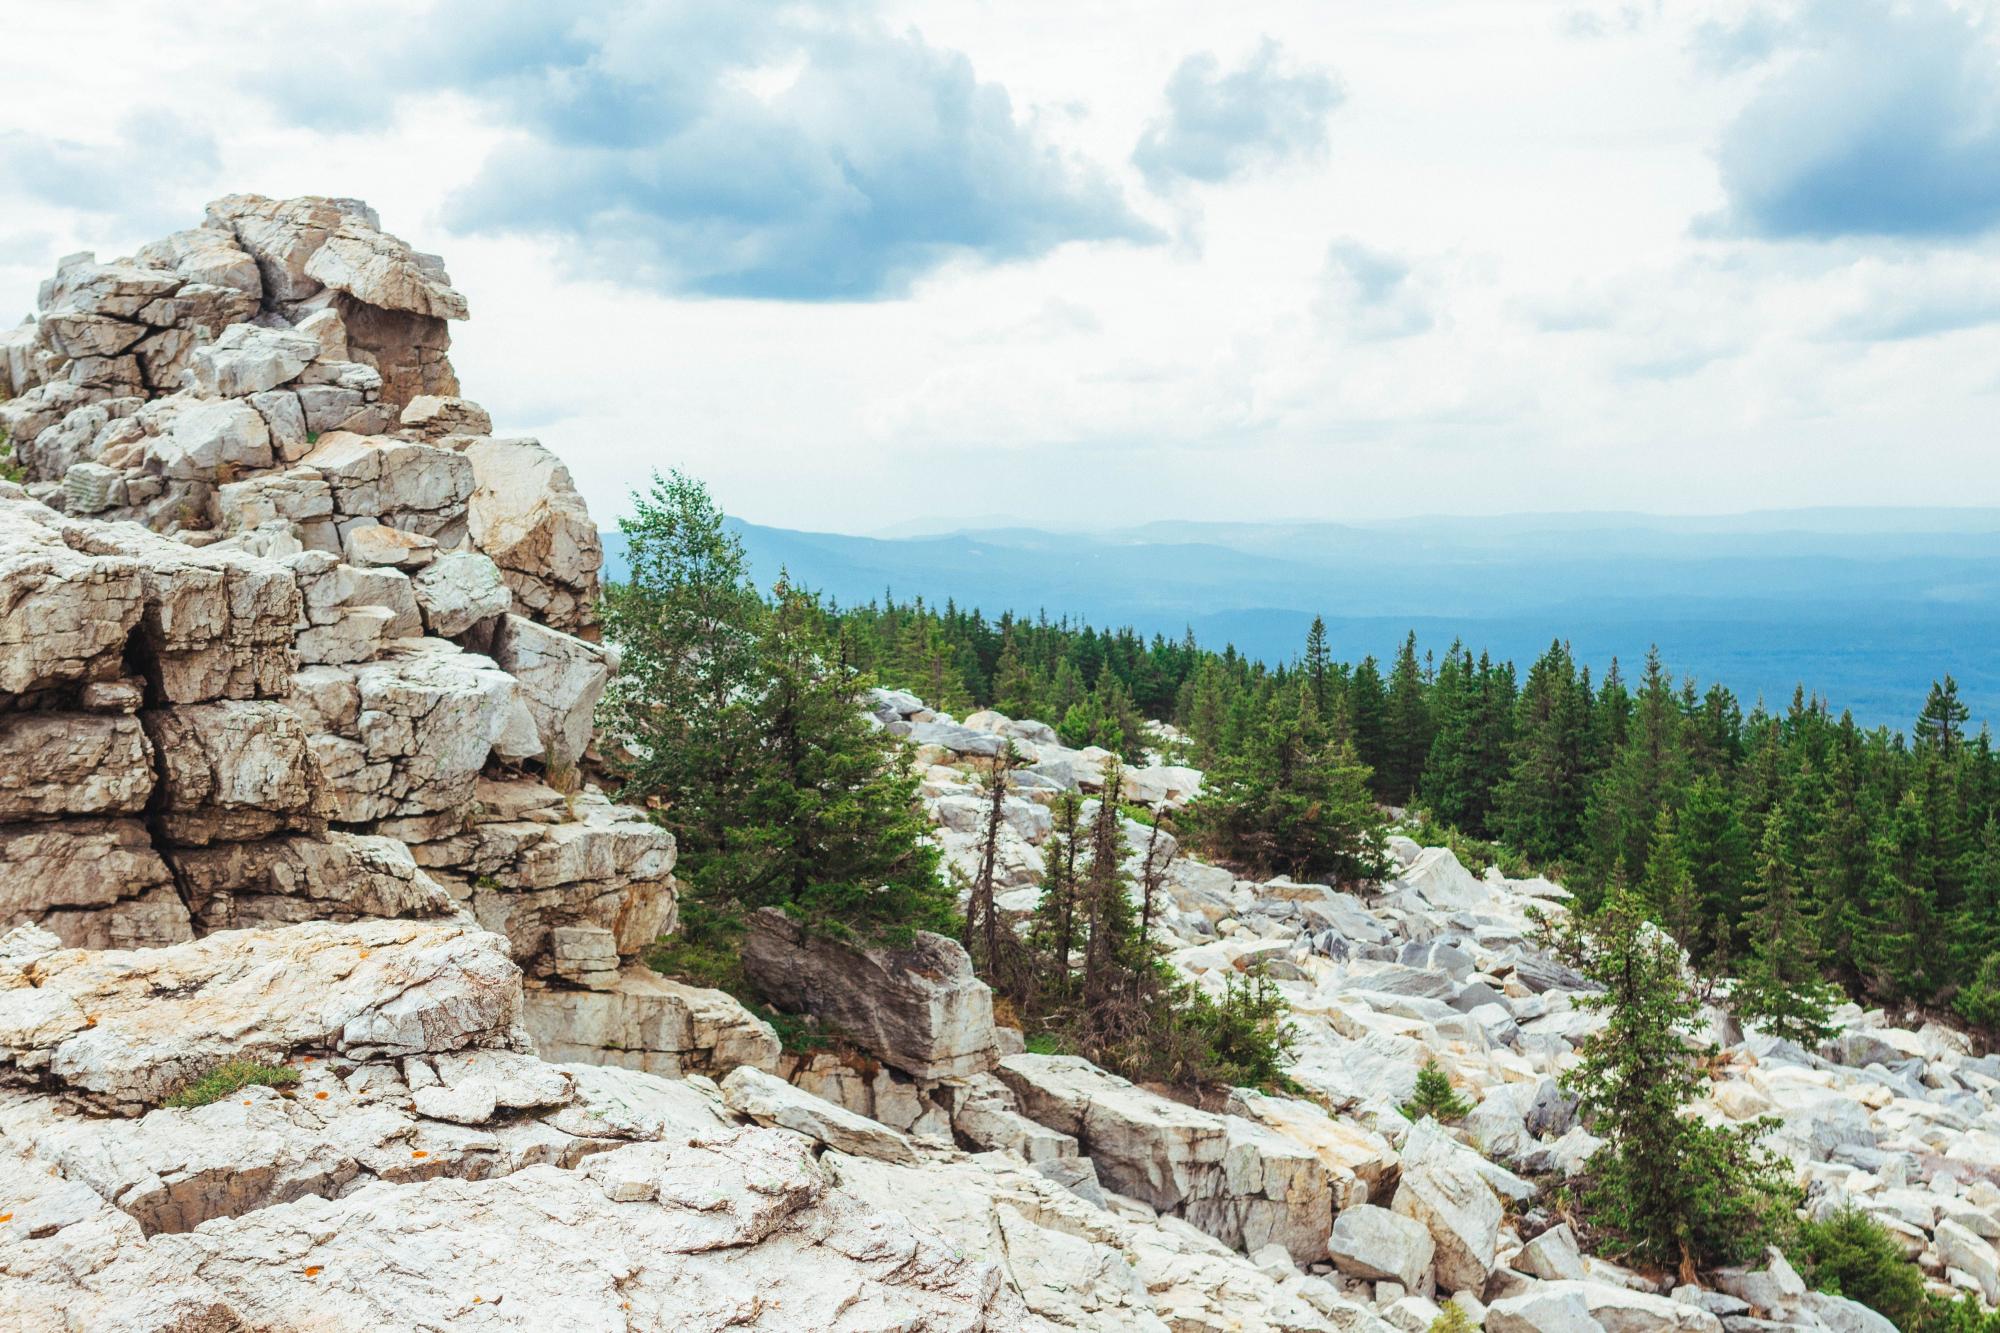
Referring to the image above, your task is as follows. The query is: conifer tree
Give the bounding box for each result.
[1383,631,1433,804]
[1642,809,1704,952]
[992,632,1041,720]
[1303,616,1333,722]
[1495,640,1593,865]
[745,580,954,942]
[1545,889,1793,1280]
[1348,655,1388,777]
[601,471,768,897]
[1918,675,1971,756]
[1401,1058,1472,1122]
[1733,806,1840,1046]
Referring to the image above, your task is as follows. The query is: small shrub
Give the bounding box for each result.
[1428,1304,1478,1333]
[1792,1208,1927,1329]
[163,1058,299,1108]
[1023,1032,1066,1056]
[1402,1058,1473,1122]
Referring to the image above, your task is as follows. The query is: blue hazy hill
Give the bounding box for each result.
[600,508,2000,733]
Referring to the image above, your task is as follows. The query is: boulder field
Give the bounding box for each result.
[0,198,1983,1331]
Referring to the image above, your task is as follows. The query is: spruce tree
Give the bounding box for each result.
[1641,809,1704,952]
[1918,675,1971,756]
[1545,889,1793,1280]
[743,580,954,942]
[1303,616,1333,723]
[1348,655,1388,778]
[1401,1058,1472,1122]
[1734,807,1841,1046]
[1495,640,1592,865]
[1383,631,1433,805]
[993,632,1041,720]
[600,471,768,898]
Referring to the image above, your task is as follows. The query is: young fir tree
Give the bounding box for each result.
[1544,889,1793,1281]
[992,632,1042,721]
[1641,809,1705,953]
[1401,1058,1472,1122]
[1582,646,1686,888]
[1494,640,1593,865]
[1303,616,1334,724]
[1383,631,1434,805]
[1863,792,1942,1003]
[1187,680,1388,883]
[1347,655,1388,778]
[600,471,768,899]
[1733,806,1841,1046]
[743,579,955,943]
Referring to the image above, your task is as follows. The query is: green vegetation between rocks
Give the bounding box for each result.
[1400,1058,1473,1123]
[162,1059,300,1109]
[608,473,1295,1092]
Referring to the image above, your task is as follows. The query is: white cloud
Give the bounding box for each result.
[0,0,1994,532]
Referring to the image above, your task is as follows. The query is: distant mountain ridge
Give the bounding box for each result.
[600,508,2000,732]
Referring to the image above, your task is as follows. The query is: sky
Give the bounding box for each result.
[4,0,2000,533]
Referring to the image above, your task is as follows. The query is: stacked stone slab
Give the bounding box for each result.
[0,197,748,1077]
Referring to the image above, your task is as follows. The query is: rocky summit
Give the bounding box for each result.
[0,199,1989,1332]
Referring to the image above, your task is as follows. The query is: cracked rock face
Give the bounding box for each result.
[0,198,645,1049]
[0,922,1034,1332]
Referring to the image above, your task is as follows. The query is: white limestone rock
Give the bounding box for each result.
[742,907,1000,1082]
[0,919,526,1114]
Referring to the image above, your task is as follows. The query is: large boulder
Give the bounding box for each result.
[994,1052,1337,1265]
[1391,1117,1503,1294]
[1327,1204,1435,1290]
[521,965,779,1078]
[1486,1280,1723,1332]
[459,435,602,634]
[741,907,1000,1081]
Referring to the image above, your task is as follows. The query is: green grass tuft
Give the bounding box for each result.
[163,1058,300,1108]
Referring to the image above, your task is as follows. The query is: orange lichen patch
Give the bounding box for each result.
[411,1150,429,1159]
[472,1297,482,1305]
[314,1091,329,1101]
[357,950,370,959]
[242,1100,253,1106]
[0,1213,13,1223]
[82,1016,97,1029]
[301,1056,315,1064]
[303,1266,323,1278]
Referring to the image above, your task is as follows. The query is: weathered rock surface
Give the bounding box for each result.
[742,907,1001,1081]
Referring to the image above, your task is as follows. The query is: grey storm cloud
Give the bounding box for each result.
[275,1,1161,302]
[1709,0,2000,241]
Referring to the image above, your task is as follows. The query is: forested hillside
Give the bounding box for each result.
[815,593,2000,1033]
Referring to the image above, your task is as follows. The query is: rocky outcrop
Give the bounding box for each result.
[994,1052,1339,1266]
[0,921,1035,1331]
[0,198,641,1066]
[742,907,1001,1081]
